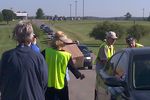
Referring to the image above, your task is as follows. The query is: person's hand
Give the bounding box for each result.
[32,37,37,44]
[80,74,85,80]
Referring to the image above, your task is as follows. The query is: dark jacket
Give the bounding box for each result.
[0,45,48,100]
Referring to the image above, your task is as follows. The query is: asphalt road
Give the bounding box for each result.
[68,67,96,100]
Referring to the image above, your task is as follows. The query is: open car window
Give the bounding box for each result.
[104,51,124,76]
[115,52,128,78]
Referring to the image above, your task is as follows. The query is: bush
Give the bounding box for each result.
[89,21,124,41]
[127,24,148,41]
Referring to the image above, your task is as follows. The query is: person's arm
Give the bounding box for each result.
[68,58,85,80]
[98,46,108,64]
[31,43,40,53]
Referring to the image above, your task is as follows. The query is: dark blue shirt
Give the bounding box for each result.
[0,45,48,100]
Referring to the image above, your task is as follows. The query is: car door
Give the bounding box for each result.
[114,51,128,80]
[105,51,129,100]
[104,51,125,76]
[96,51,124,100]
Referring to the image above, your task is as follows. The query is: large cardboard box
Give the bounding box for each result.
[63,44,84,68]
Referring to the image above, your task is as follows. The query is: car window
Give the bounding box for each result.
[104,51,124,76]
[115,52,128,78]
[133,54,150,89]
[78,45,90,53]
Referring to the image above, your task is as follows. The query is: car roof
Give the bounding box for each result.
[122,47,150,55]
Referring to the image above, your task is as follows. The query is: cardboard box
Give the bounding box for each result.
[63,44,84,68]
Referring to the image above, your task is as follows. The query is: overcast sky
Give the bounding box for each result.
[0,0,150,17]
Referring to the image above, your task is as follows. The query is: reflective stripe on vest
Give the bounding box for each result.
[136,43,143,48]
[45,48,71,89]
[97,42,115,60]
[105,45,115,59]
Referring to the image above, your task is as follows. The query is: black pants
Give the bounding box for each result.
[45,86,69,100]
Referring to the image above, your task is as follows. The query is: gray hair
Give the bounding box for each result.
[12,21,34,45]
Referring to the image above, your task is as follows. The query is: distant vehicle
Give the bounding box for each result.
[78,45,93,69]
[95,47,150,100]
[42,26,54,35]
[47,33,55,40]
[40,24,45,30]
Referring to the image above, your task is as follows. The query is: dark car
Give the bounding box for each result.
[95,47,150,100]
[78,45,93,69]
[40,24,45,30]
[43,26,53,34]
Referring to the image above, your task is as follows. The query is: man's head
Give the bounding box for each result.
[105,31,118,45]
[12,21,34,45]
[125,35,136,48]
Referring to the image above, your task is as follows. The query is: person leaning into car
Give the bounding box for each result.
[95,31,118,100]
[95,31,118,73]
[41,31,85,100]
[125,35,144,48]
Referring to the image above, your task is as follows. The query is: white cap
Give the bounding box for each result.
[106,31,118,39]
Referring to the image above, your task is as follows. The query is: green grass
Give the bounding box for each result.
[0,23,17,56]
[51,20,100,43]
[0,21,48,57]
[1,20,150,57]
[48,20,150,54]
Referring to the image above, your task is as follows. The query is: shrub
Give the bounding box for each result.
[89,21,124,41]
[127,24,148,41]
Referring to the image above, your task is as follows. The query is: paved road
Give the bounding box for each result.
[68,67,96,100]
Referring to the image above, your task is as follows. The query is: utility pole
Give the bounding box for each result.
[143,8,145,20]
[75,0,77,20]
[70,4,72,18]
[83,0,84,20]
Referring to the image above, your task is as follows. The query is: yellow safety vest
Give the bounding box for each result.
[45,48,71,89]
[135,43,143,48]
[96,42,115,61]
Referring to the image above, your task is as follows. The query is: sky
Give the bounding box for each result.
[0,0,150,17]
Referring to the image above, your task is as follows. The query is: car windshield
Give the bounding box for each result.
[78,45,90,54]
[133,54,150,89]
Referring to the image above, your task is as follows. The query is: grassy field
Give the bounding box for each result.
[0,20,150,57]
[0,21,18,57]
[47,20,150,54]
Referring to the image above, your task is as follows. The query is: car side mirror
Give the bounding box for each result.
[104,76,124,87]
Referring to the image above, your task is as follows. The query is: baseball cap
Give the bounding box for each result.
[106,31,118,39]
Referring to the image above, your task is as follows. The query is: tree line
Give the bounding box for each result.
[1,8,150,24]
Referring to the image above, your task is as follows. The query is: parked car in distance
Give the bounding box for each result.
[43,26,52,33]
[77,44,93,69]
[40,24,45,30]
[95,47,150,100]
